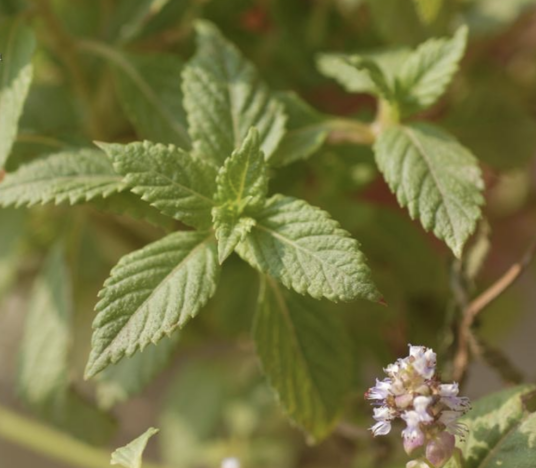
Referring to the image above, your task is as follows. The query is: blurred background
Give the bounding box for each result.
[2,0,536,467]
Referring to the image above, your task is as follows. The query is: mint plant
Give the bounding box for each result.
[1,1,536,468]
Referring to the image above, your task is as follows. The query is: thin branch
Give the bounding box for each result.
[453,237,536,382]
[0,405,171,468]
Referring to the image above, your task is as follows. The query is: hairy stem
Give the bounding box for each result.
[0,405,167,468]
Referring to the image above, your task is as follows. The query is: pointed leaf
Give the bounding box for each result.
[397,26,468,115]
[86,231,220,378]
[213,215,256,264]
[254,277,352,441]
[0,149,125,208]
[182,20,286,165]
[0,18,35,168]
[214,127,268,211]
[374,123,484,257]
[236,194,380,302]
[111,427,159,468]
[99,141,217,229]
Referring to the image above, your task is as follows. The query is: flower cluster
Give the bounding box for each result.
[366,345,470,468]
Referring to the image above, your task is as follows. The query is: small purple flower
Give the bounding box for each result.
[366,345,470,468]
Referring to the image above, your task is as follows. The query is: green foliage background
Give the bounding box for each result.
[1,0,536,467]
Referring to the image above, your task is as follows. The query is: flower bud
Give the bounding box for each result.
[426,432,455,467]
[403,429,425,455]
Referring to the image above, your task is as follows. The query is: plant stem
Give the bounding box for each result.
[0,405,168,468]
[325,118,376,145]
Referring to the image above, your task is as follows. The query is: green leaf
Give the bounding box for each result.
[159,362,228,467]
[0,149,125,208]
[85,230,220,379]
[99,141,217,230]
[270,92,330,167]
[413,0,444,24]
[0,207,26,298]
[90,191,176,230]
[111,427,159,468]
[254,277,352,442]
[374,123,484,257]
[96,333,179,409]
[445,385,536,468]
[17,246,72,406]
[212,127,268,262]
[214,127,268,212]
[317,50,408,98]
[396,26,468,115]
[17,246,115,445]
[213,214,256,264]
[182,20,286,166]
[85,42,190,148]
[0,17,35,168]
[235,194,380,302]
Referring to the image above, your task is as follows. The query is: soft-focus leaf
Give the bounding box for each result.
[17,246,115,445]
[236,194,380,302]
[87,43,190,148]
[270,92,330,167]
[159,362,229,467]
[0,207,26,298]
[111,427,159,468]
[317,50,409,97]
[413,0,444,24]
[374,123,484,257]
[17,246,72,406]
[97,333,179,409]
[445,385,536,468]
[0,17,35,168]
[396,26,467,115]
[182,20,286,166]
[86,231,220,378]
[0,149,125,208]
[99,141,217,229]
[254,277,352,441]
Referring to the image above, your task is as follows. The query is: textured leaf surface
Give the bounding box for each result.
[254,277,352,441]
[445,385,536,468]
[182,21,286,165]
[0,18,35,168]
[100,141,217,229]
[97,333,179,409]
[85,41,190,148]
[86,231,220,378]
[397,26,467,115]
[213,214,256,264]
[111,427,159,468]
[0,149,124,208]
[374,123,484,257]
[270,92,330,167]
[214,127,268,211]
[236,194,380,302]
